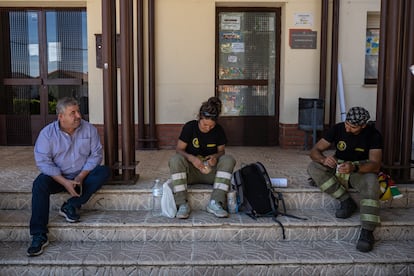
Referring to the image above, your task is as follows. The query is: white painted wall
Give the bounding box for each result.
[0,0,381,125]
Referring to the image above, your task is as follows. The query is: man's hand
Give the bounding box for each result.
[52,175,81,197]
[336,162,354,174]
[322,155,338,169]
[62,179,81,197]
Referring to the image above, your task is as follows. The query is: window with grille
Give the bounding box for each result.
[216,9,277,116]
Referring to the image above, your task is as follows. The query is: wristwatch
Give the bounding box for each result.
[353,164,360,173]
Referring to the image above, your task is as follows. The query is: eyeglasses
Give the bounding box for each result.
[201,111,217,118]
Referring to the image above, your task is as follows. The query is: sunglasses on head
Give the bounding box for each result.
[201,111,217,118]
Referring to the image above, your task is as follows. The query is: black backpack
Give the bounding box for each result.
[232,162,306,239]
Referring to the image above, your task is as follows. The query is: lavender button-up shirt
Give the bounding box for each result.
[34,119,103,180]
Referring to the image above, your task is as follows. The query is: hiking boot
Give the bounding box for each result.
[206,200,229,218]
[176,203,191,219]
[356,228,375,252]
[335,197,357,219]
[59,202,80,222]
[27,233,49,257]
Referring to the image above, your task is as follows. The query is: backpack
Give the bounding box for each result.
[232,162,306,239]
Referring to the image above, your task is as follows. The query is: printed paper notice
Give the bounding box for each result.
[221,15,241,31]
[294,12,313,27]
[231,42,244,53]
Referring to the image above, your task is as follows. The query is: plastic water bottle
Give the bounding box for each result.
[227,190,238,214]
[152,179,163,216]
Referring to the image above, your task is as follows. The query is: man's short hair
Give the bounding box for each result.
[56,97,79,114]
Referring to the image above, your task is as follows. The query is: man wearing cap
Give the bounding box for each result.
[307,106,382,252]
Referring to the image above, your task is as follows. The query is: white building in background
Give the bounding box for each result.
[0,0,381,148]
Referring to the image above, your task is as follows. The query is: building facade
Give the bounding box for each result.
[0,0,382,149]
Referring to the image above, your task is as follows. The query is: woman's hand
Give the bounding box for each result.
[205,155,217,167]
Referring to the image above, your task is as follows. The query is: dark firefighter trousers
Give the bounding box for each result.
[307,161,380,231]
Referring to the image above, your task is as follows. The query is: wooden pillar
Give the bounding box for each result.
[101,0,119,178]
[119,0,137,181]
[377,0,414,181]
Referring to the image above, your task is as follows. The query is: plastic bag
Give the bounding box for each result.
[161,179,177,218]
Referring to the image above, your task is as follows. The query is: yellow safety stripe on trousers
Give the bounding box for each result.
[171,172,186,181]
[320,176,346,199]
[216,171,232,180]
[361,199,380,208]
[332,185,346,199]
[213,182,230,192]
[360,213,381,224]
[320,177,337,192]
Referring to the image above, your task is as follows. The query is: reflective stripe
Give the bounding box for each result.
[320,177,337,192]
[361,213,381,223]
[361,199,380,208]
[332,185,346,199]
[216,171,232,180]
[173,184,187,193]
[213,182,229,191]
[171,172,186,181]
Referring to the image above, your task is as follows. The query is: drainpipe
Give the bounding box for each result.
[319,0,328,102]
[137,0,145,149]
[329,0,340,127]
[148,0,158,149]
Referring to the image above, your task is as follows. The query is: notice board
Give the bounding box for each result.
[289,29,317,49]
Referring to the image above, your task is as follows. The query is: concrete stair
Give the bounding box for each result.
[1,184,414,275]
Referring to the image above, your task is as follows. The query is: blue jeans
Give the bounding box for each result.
[29,165,110,235]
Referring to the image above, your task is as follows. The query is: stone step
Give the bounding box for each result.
[1,240,413,275]
[1,208,413,243]
[0,184,412,211]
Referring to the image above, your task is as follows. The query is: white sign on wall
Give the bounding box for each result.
[294,12,313,27]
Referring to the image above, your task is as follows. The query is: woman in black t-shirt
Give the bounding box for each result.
[169,97,236,219]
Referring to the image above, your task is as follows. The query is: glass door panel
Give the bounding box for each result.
[217,11,276,117]
[46,11,87,79]
[0,8,88,145]
[5,11,40,79]
[216,8,280,146]
[219,85,273,116]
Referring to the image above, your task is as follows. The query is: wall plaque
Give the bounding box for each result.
[289,29,317,49]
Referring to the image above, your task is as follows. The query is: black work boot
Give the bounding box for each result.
[356,228,375,252]
[335,197,357,218]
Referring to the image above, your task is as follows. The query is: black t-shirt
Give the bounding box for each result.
[324,122,382,161]
[179,120,227,157]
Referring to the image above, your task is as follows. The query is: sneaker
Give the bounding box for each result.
[206,200,229,218]
[27,233,49,257]
[59,202,80,222]
[176,203,191,219]
[335,197,357,219]
[356,228,375,252]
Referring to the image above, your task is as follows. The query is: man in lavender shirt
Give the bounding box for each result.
[27,97,110,257]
